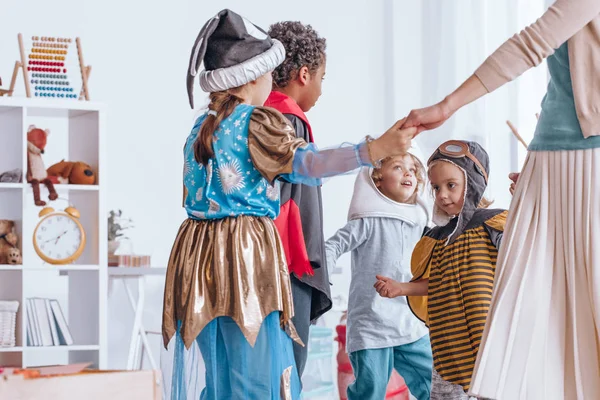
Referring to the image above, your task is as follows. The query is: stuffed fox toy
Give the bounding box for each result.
[27,125,58,206]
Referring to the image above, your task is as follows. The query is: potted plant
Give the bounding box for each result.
[107,210,133,255]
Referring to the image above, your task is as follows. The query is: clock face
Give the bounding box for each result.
[34,213,85,264]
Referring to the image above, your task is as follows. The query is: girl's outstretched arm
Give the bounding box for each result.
[374,275,428,298]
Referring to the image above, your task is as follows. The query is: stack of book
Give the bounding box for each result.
[108,254,151,267]
[26,298,73,347]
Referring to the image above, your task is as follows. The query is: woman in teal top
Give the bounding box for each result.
[397,3,600,399]
[529,42,600,151]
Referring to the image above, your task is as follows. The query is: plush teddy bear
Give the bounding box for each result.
[6,247,22,265]
[47,160,96,185]
[0,220,20,265]
[27,125,59,206]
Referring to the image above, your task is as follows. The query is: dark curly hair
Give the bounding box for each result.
[268,21,326,88]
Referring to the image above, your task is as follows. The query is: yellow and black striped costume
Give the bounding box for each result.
[408,209,507,392]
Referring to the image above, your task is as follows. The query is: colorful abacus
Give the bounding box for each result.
[8,33,91,100]
[27,36,78,99]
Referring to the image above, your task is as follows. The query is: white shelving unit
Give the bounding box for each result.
[0,96,107,369]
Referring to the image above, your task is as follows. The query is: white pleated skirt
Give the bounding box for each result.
[470,149,600,400]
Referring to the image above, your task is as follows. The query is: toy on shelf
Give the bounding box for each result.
[0,300,19,348]
[7,33,91,100]
[0,169,23,183]
[27,125,59,206]
[0,77,13,96]
[47,160,96,185]
[0,220,21,265]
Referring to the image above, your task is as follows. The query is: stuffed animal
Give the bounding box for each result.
[47,160,96,185]
[6,247,22,265]
[27,125,59,206]
[0,169,23,183]
[0,220,20,265]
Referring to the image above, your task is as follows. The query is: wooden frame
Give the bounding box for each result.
[7,33,91,100]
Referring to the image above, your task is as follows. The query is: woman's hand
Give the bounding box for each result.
[402,75,488,134]
[402,99,454,134]
[374,275,405,298]
[509,172,520,195]
[369,118,417,161]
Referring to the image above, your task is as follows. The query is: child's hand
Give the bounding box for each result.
[374,275,404,298]
[371,118,417,160]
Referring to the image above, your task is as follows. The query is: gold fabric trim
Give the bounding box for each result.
[484,210,508,232]
[248,106,306,184]
[162,216,299,349]
[407,236,437,324]
[280,366,293,400]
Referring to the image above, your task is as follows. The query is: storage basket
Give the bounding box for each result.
[0,301,19,348]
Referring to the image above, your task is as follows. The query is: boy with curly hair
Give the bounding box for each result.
[265,21,329,378]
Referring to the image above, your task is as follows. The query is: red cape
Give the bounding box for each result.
[265,91,314,278]
[264,91,313,142]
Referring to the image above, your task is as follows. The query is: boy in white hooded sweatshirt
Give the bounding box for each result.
[326,146,433,400]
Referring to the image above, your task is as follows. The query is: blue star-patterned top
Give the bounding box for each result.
[183,104,282,220]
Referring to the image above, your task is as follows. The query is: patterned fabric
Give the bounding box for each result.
[162,216,299,350]
[408,210,507,392]
[182,104,302,220]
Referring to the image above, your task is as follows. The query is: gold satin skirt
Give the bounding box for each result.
[162,216,299,349]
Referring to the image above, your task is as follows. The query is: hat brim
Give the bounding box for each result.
[199,39,285,92]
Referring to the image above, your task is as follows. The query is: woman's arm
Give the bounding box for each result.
[404,0,600,133]
[248,107,417,185]
[475,0,600,94]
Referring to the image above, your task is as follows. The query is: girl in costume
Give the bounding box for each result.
[375,140,507,400]
[401,1,600,398]
[161,9,417,400]
[325,146,433,400]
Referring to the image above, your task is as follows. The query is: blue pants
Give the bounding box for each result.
[173,312,301,400]
[347,335,433,400]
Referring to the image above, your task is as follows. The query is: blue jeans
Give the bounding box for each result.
[348,335,433,400]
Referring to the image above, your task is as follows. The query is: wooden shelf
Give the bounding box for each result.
[0,346,101,353]
[25,345,100,352]
[0,347,23,352]
[0,97,105,113]
[23,184,100,192]
[0,265,100,271]
[0,98,107,369]
[1,183,99,192]
[0,183,23,190]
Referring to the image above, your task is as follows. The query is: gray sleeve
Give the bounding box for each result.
[325,219,370,271]
[483,224,503,250]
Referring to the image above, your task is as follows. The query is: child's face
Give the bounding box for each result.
[375,154,419,204]
[298,59,326,112]
[429,161,465,216]
[252,72,274,106]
